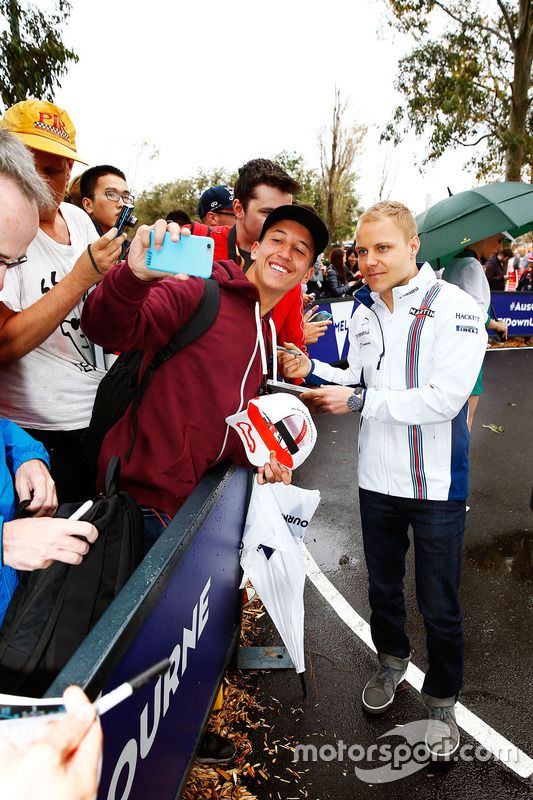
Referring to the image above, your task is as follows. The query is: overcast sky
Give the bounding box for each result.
[50,0,479,217]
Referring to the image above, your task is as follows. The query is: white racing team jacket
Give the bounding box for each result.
[306,263,488,501]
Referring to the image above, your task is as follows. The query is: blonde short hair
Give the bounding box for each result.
[357,201,417,242]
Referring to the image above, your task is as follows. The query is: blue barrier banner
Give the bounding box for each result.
[308,291,533,363]
[307,299,356,363]
[96,467,248,800]
[491,291,533,336]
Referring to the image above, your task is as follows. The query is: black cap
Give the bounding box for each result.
[197,185,234,219]
[258,205,329,261]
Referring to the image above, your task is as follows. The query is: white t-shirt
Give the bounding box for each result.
[0,203,103,430]
[442,255,491,317]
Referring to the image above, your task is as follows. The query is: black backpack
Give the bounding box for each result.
[0,457,144,695]
[89,278,220,459]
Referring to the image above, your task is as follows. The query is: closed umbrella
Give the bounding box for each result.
[240,482,321,694]
[416,182,533,268]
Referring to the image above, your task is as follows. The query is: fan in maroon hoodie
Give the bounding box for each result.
[81,205,329,527]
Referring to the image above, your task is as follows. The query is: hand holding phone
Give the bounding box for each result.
[146,232,214,278]
[308,310,333,323]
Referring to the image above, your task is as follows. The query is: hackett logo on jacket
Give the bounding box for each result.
[456,312,481,321]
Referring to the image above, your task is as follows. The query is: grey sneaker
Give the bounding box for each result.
[362,653,409,714]
[424,701,460,760]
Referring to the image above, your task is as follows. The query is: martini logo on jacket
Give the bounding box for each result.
[409,307,435,318]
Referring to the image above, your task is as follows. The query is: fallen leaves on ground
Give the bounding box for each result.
[482,424,504,433]
[182,594,311,799]
[487,336,532,349]
[182,596,264,799]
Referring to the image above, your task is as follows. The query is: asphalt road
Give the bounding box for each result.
[244,348,532,800]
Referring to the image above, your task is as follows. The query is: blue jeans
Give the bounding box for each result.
[142,508,172,556]
[358,488,466,700]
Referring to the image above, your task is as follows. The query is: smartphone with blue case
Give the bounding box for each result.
[146,232,214,278]
[309,310,333,323]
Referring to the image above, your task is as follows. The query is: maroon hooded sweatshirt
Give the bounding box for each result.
[81,259,271,516]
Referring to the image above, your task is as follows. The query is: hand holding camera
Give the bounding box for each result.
[72,228,127,290]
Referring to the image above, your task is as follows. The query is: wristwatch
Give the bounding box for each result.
[347,388,364,413]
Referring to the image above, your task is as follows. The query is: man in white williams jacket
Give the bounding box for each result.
[279,201,487,761]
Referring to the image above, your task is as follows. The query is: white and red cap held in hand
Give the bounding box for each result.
[226,393,317,470]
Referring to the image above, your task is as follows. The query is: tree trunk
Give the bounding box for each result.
[8,0,20,38]
[505,3,533,180]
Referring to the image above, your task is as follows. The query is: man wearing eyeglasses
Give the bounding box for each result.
[80,165,134,258]
[0,100,124,502]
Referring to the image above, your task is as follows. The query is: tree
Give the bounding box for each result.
[134,144,364,236]
[273,150,322,210]
[383,0,533,181]
[134,168,237,226]
[319,90,366,243]
[0,0,78,111]
[134,153,322,228]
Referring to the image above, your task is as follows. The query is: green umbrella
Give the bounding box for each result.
[416,182,533,268]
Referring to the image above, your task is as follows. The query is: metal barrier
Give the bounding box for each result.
[46,462,250,800]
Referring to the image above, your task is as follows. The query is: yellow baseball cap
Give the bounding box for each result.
[0,99,88,164]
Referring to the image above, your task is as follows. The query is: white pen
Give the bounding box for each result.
[93,659,171,716]
[0,659,172,747]
[68,499,93,521]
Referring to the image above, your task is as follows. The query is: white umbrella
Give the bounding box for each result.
[240,482,320,690]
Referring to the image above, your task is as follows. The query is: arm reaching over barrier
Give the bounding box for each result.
[2,518,98,571]
[14,459,57,517]
[0,686,102,800]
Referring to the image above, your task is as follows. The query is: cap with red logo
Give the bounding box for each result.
[0,99,87,164]
[226,393,317,470]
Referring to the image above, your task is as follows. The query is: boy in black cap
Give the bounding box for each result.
[197,185,235,226]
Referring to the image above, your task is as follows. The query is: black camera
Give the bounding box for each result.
[114,204,138,236]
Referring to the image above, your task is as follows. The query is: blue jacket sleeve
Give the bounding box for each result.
[0,515,19,621]
[0,419,50,475]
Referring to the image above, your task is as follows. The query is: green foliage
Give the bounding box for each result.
[383,0,533,181]
[134,150,362,240]
[274,149,362,239]
[0,0,78,110]
[330,171,363,242]
[273,150,322,210]
[134,167,237,226]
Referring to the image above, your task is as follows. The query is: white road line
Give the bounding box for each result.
[300,541,533,780]
[486,346,532,352]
